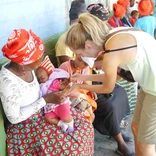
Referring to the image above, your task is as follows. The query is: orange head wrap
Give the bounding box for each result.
[2,29,44,65]
[138,0,154,16]
[117,0,130,8]
[38,56,55,75]
[113,3,126,18]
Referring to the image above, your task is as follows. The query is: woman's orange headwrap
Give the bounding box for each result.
[117,0,130,8]
[113,3,126,18]
[138,0,154,16]
[2,29,45,65]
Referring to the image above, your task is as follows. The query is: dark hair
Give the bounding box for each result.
[69,0,86,23]
[131,10,139,16]
[87,3,109,21]
[77,0,85,2]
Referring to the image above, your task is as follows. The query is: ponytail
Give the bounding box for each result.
[66,13,111,50]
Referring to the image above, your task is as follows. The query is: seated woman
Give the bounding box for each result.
[55,0,86,65]
[0,29,94,155]
[117,0,133,27]
[108,3,127,28]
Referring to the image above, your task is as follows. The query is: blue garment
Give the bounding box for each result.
[134,16,156,37]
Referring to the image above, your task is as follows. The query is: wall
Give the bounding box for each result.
[0,0,106,59]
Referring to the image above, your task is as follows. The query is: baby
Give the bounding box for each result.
[129,10,139,26]
[36,56,74,133]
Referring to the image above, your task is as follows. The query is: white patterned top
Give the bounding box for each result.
[0,63,46,124]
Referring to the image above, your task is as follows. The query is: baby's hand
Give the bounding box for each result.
[81,111,90,117]
[91,92,97,100]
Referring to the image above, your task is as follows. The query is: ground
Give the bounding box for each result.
[94,113,134,156]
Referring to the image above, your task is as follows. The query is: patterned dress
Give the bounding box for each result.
[7,109,94,156]
[0,65,94,156]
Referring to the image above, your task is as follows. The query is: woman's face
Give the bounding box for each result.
[70,40,100,58]
[93,60,103,69]
[23,56,44,71]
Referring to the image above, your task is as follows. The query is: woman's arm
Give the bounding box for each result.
[71,73,105,82]
[0,76,63,124]
[66,56,119,94]
[0,77,46,124]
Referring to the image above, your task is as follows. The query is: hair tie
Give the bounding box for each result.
[78,20,82,24]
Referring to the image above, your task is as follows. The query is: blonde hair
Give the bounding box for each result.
[65,13,112,50]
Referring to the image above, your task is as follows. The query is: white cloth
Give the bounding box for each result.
[106,29,156,96]
[0,63,46,124]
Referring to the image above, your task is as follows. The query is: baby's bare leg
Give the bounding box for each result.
[45,117,69,132]
[45,117,59,125]
[63,115,73,123]
[62,115,74,133]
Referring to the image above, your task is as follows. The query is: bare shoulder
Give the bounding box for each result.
[105,33,137,50]
[105,33,137,64]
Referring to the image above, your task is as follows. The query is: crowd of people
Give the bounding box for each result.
[0,0,156,156]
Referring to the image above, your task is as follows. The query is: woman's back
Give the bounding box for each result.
[115,30,156,95]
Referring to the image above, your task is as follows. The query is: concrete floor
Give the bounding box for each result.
[94,113,135,156]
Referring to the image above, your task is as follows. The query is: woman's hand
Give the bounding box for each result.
[43,92,63,104]
[71,73,86,82]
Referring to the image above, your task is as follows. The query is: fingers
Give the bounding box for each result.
[63,89,72,96]
[70,73,80,81]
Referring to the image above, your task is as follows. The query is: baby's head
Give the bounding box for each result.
[56,78,70,91]
[131,10,139,19]
[36,56,55,83]
[48,68,71,91]
[36,67,49,83]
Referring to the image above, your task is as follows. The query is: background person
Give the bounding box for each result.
[108,3,127,28]
[134,0,156,37]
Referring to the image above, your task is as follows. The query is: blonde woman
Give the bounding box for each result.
[65,13,156,156]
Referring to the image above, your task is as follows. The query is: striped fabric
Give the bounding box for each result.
[39,56,55,75]
[117,80,137,113]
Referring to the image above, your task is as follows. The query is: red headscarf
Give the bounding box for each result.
[138,0,154,16]
[113,3,126,18]
[2,29,45,65]
[117,0,130,8]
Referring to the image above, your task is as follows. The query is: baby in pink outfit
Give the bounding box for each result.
[36,56,74,133]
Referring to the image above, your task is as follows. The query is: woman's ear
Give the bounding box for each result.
[85,40,93,50]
